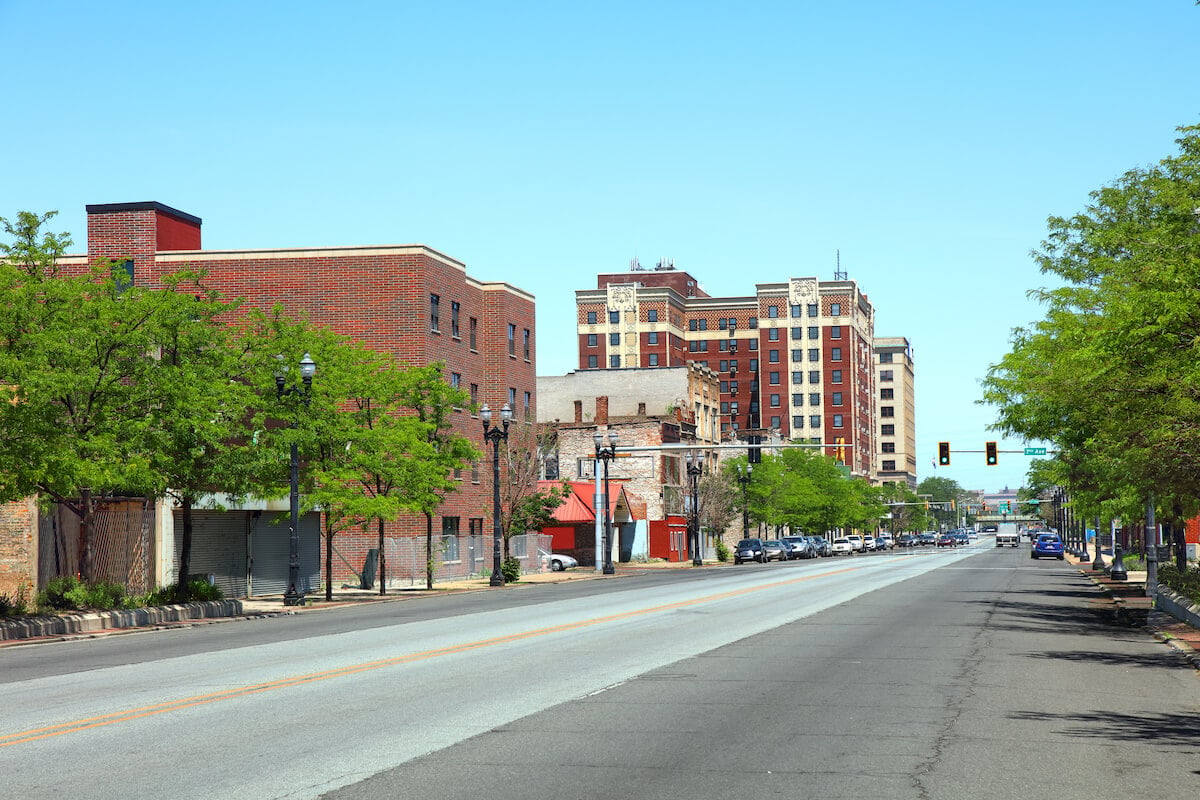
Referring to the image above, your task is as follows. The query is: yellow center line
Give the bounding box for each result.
[1,558,900,748]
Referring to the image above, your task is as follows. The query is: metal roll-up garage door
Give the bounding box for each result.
[172,510,249,599]
[249,512,320,597]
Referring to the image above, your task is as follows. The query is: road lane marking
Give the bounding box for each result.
[0,558,910,749]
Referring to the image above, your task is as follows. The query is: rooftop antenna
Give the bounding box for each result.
[630,256,643,271]
[834,249,847,280]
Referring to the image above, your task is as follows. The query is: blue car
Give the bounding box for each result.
[1031,533,1065,560]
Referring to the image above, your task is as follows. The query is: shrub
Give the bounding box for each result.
[714,540,730,562]
[1158,564,1200,605]
[501,556,521,583]
[0,583,31,617]
[142,580,225,606]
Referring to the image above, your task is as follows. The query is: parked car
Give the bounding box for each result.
[540,550,579,571]
[762,540,789,562]
[831,537,854,556]
[1031,533,1065,560]
[782,536,815,559]
[861,535,876,552]
[733,538,766,564]
[809,536,832,557]
[936,533,957,548]
[897,534,917,548]
[918,532,939,546]
[876,533,895,550]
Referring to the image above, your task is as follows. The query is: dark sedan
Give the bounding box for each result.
[936,533,957,548]
[733,538,766,564]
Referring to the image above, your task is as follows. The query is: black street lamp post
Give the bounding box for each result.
[276,352,316,607]
[481,403,512,587]
[736,463,752,541]
[687,450,705,566]
[593,430,619,575]
[1091,515,1106,571]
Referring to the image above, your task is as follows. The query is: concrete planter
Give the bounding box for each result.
[0,600,246,642]
[1155,586,1200,629]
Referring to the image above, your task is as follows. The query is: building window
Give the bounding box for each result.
[880,352,894,363]
[470,383,478,406]
[523,329,531,360]
[882,442,896,453]
[831,347,842,361]
[748,339,758,351]
[469,317,478,350]
[809,393,821,406]
[720,381,729,393]
[610,333,620,346]
[768,350,779,363]
[450,372,461,389]
[719,339,729,352]
[790,304,802,318]
[880,369,893,381]
[792,371,803,384]
[808,371,820,384]
[769,371,780,385]
[830,325,842,339]
[881,424,895,435]
[770,394,781,408]
[790,328,803,340]
[807,303,818,317]
[430,294,440,332]
[767,305,779,318]
[807,326,819,340]
[610,355,621,367]
[748,317,758,329]
[609,310,619,324]
[833,414,844,428]
[881,388,894,400]
[792,393,803,406]
[648,309,658,322]
[524,391,531,420]
[648,331,659,344]
[768,328,780,341]
[508,323,516,356]
[808,348,819,361]
[793,415,804,428]
[649,353,660,366]
[450,301,460,338]
[730,360,739,373]
[749,358,758,371]
[831,302,842,316]
[587,333,598,347]
[881,406,895,417]
[587,311,597,324]
[882,460,896,471]
[689,319,697,331]
[832,370,843,383]
[721,401,730,414]
[832,391,843,406]
[809,415,821,428]
[588,355,598,368]
[770,415,781,428]
[791,349,802,363]
[441,517,460,561]
[509,387,517,407]
[730,402,739,415]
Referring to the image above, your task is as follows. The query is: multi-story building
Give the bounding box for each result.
[574,264,886,480]
[874,337,917,487]
[50,201,536,594]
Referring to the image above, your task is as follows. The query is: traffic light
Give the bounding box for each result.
[985,441,998,465]
[836,437,846,464]
[938,441,951,466]
[951,500,956,512]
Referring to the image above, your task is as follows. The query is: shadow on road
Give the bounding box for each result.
[1022,648,1191,670]
[1009,709,1200,747]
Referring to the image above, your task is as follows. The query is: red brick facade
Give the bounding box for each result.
[79,202,536,584]
[0,498,36,600]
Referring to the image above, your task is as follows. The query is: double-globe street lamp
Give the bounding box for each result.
[687,450,705,566]
[594,430,619,575]
[480,403,512,587]
[736,462,752,541]
[275,352,316,607]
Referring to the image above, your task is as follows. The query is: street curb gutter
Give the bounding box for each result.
[0,600,252,642]
[1155,587,1200,630]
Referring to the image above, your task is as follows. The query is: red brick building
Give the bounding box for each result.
[67,201,537,594]
[575,264,882,480]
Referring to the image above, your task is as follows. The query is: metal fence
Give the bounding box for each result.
[37,499,155,595]
[376,532,554,588]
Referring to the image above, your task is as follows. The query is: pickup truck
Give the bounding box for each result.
[995,530,1020,547]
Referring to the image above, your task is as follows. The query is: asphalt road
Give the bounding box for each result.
[1,543,1196,800]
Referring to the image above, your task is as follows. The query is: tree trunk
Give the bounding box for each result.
[77,488,92,580]
[377,517,387,595]
[176,494,193,602]
[425,512,433,590]
[325,522,334,602]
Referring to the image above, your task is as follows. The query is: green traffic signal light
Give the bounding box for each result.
[985,441,998,465]
[938,441,950,466]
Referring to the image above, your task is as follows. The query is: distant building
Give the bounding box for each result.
[874,337,917,488]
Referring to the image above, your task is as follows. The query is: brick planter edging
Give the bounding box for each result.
[0,599,246,642]
[1156,587,1200,630]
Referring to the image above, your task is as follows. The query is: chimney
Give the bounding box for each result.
[637,402,646,416]
[574,400,583,423]
[596,396,609,426]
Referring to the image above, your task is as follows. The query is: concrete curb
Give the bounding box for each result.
[1154,586,1200,629]
[0,600,253,642]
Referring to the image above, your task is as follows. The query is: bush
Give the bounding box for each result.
[142,580,225,606]
[1158,564,1200,604]
[0,583,31,617]
[501,556,521,583]
[714,540,730,562]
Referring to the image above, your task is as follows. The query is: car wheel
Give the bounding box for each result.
[1057,555,1064,560]
[734,558,742,565]
[551,559,564,571]
[1031,553,1037,559]
[756,555,764,563]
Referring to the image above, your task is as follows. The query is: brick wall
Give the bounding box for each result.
[0,498,36,599]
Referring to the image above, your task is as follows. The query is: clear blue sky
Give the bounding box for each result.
[4,1,1198,494]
